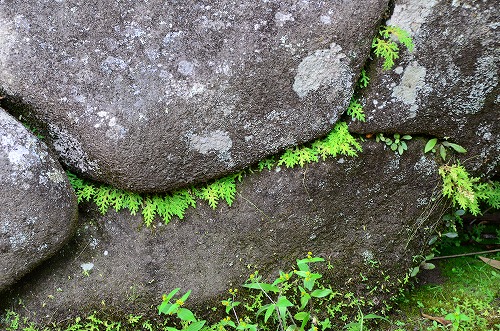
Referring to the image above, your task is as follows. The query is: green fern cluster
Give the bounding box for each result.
[276,121,362,168]
[439,163,500,216]
[67,122,362,226]
[372,25,414,70]
[67,172,240,227]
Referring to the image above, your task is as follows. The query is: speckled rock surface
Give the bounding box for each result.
[0,109,78,292]
[0,0,389,192]
[0,140,446,325]
[348,0,499,177]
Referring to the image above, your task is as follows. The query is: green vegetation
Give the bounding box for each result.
[372,25,414,70]
[424,138,467,162]
[376,133,412,155]
[439,163,499,216]
[67,121,362,227]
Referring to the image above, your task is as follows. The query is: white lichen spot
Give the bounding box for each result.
[388,0,437,35]
[274,12,294,27]
[45,169,65,184]
[319,15,331,24]
[413,155,436,176]
[189,83,205,97]
[186,130,234,165]
[293,43,352,98]
[178,60,195,76]
[8,145,29,165]
[392,61,426,118]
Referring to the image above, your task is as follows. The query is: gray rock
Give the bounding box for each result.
[348,0,500,176]
[0,0,389,192]
[0,109,78,292]
[0,140,446,326]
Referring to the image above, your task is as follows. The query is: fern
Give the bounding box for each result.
[346,98,365,122]
[380,26,414,52]
[439,164,480,215]
[142,197,158,227]
[65,121,362,226]
[95,186,113,215]
[277,149,299,168]
[475,181,500,209]
[124,192,142,216]
[197,183,220,209]
[358,68,370,89]
[373,25,414,70]
[257,157,276,171]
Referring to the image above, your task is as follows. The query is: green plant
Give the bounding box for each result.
[410,253,436,278]
[277,121,362,168]
[439,163,500,215]
[376,133,412,155]
[67,121,362,227]
[158,289,206,331]
[372,25,414,70]
[445,306,471,330]
[424,138,467,161]
[347,98,366,122]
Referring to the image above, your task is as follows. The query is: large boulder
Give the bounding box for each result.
[0,0,389,192]
[348,0,499,177]
[0,140,446,326]
[0,109,78,292]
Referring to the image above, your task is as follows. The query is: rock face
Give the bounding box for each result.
[0,140,445,325]
[0,109,78,292]
[0,0,389,192]
[348,0,500,177]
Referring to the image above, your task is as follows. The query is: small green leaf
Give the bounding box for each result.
[439,145,447,161]
[448,143,467,153]
[410,266,420,277]
[422,263,435,270]
[428,235,438,245]
[264,304,275,322]
[311,289,333,298]
[177,308,196,322]
[444,232,458,238]
[425,138,438,153]
[242,282,280,293]
[186,320,206,331]
[276,296,293,308]
[402,135,412,140]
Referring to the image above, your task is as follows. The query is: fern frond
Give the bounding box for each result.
[95,186,113,215]
[142,197,158,226]
[278,149,299,168]
[198,184,220,209]
[124,192,142,215]
[439,164,480,215]
[216,175,238,207]
[78,184,96,203]
[257,157,276,171]
[372,38,399,70]
[382,25,414,52]
[347,98,366,122]
[358,69,370,89]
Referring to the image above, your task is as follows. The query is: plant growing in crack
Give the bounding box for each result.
[376,133,412,155]
[424,138,466,161]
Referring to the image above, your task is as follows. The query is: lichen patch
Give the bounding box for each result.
[391,61,426,118]
[186,130,234,165]
[292,43,352,99]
